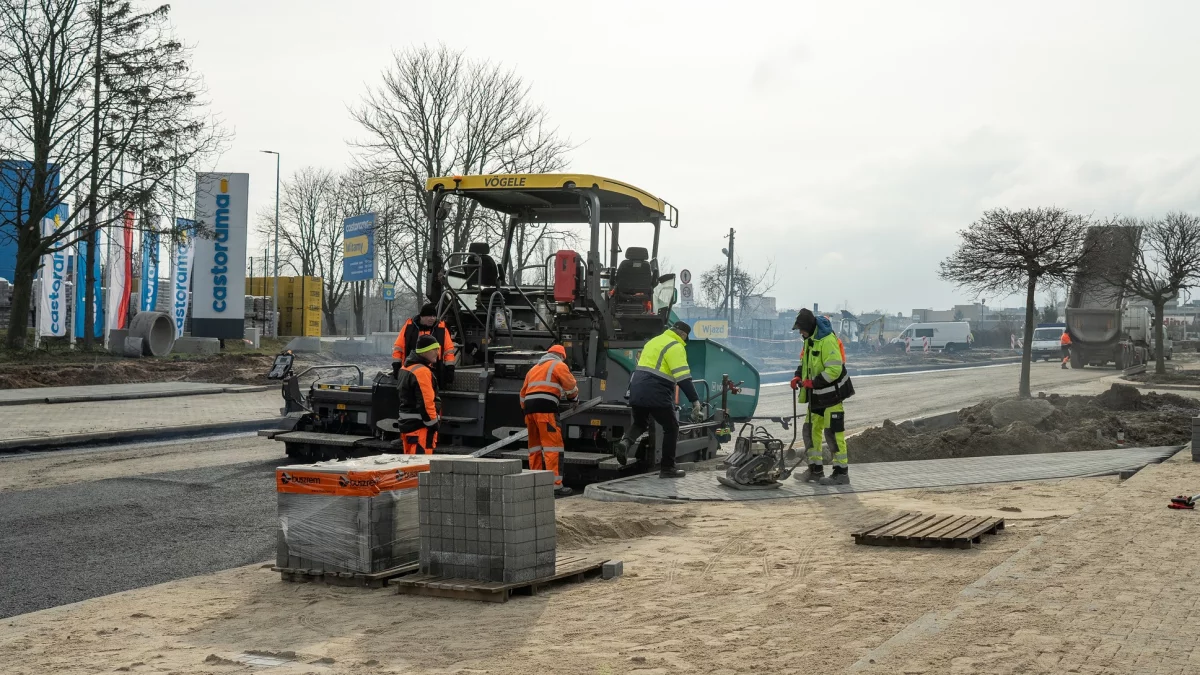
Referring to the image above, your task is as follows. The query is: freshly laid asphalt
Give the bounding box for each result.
[0,458,281,619]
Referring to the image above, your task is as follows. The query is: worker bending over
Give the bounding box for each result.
[395,334,442,454]
[393,303,457,387]
[520,345,579,496]
[1060,330,1072,369]
[616,321,705,479]
[791,308,856,485]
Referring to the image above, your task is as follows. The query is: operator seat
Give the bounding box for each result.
[613,247,654,303]
[465,242,500,288]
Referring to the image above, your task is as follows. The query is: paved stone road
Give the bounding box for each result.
[588,446,1182,502]
[0,382,268,405]
[852,448,1200,674]
[0,390,282,441]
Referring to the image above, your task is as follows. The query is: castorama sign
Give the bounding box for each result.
[37,206,69,337]
[191,173,248,339]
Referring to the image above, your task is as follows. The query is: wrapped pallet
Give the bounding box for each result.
[275,454,433,577]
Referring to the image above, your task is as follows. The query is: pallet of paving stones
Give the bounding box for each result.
[273,562,419,588]
[852,512,1005,549]
[393,556,619,602]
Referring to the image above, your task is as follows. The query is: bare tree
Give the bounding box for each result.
[698,259,777,324]
[351,44,571,304]
[940,207,1094,397]
[0,0,223,349]
[1102,213,1200,374]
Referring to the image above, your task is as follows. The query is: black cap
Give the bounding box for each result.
[414,334,441,355]
[671,320,691,336]
[419,303,437,318]
[793,308,817,334]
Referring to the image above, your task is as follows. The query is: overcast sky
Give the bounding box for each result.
[170,0,1200,315]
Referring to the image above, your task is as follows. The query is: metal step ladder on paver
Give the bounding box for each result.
[584,446,1183,503]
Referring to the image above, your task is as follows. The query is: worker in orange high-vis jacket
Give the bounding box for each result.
[520,344,579,496]
[393,303,457,387]
[1060,330,1072,369]
[395,334,442,454]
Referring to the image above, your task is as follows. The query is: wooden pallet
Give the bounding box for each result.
[393,556,606,603]
[274,562,419,588]
[852,512,1005,549]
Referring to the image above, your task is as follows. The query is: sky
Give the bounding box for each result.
[169,0,1200,315]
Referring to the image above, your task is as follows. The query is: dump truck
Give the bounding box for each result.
[1065,225,1149,369]
[263,174,761,486]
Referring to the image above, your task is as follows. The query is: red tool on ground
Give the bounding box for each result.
[1168,494,1200,510]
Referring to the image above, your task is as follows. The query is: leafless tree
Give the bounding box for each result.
[940,207,1094,397]
[256,167,348,334]
[351,44,572,304]
[1101,213,1200,374]
[698,259,777,324]
[0,0,224,349]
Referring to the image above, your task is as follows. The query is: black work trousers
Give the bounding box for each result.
[627,406,680,469]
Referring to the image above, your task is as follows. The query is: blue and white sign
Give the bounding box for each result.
[171,218,196,338]
[140,223,160,312]
[37,205,69,337]
[342,213,376,282]
[74,205,104,339]
[381,281,395,301]
[192,173,248,338]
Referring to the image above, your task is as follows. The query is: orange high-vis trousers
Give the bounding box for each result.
[401,428,437,455]
[525,412,564,486]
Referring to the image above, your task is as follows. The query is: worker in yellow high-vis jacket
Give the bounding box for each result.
[789,308,856,485]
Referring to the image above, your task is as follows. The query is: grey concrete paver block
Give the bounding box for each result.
[586,446,1182,503]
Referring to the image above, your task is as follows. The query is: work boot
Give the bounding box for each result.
[659,467,686,479]
[1061,362,1068,370]
[554,486,574,497]
[818,466,850,486]
[796,464,824,483]
[614,438,633,466]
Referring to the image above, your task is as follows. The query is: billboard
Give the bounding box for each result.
[342,213,376,282]
[191,173,248,339]
[693,319,729,340]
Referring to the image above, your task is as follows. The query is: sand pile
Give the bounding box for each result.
[849,383,1198,463]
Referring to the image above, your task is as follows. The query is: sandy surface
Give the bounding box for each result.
[0,475,1117,675]
[854,449,1200,674]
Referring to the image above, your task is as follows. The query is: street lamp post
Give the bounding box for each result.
[261,150,280,337]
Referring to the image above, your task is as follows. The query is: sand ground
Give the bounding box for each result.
[0,473,1118,674]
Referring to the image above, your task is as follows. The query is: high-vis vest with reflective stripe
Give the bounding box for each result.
[520,353,579,413]
[635,329,691,383]
[798,331,853,409]
[396,361,440,430]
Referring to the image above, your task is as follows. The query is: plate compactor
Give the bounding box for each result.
[718,397,810,490]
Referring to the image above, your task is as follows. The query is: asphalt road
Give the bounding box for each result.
[0,456,281,619]
[0,360,1123,619]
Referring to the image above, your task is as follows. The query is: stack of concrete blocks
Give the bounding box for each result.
[276,455,429,576]
[418,457,556,583]
[1192,416,1200,461]
[245,295,277,338]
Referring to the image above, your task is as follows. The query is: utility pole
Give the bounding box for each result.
[261,150,280,337]
[722,228,736,326]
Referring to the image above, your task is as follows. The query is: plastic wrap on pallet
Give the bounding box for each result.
[276,454,434,575]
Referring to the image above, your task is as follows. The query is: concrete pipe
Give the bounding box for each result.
[127,311,176,357]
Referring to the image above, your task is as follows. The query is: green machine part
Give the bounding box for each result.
[605,337,761,420]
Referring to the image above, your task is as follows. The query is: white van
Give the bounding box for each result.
[1031,325,1066,361]
[889,322,972,352]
